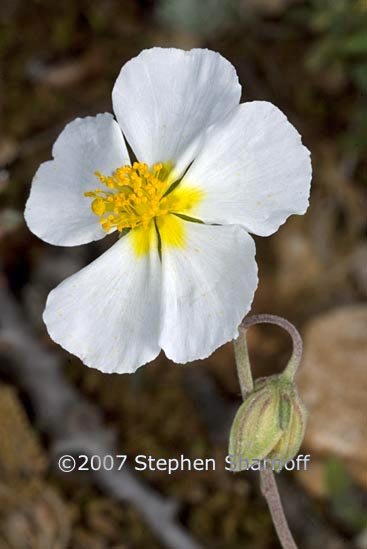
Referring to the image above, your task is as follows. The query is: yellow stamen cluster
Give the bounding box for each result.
[85,162,173,232]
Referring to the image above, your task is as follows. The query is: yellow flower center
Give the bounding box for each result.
[85,162,172,232]
[84,161,203,256]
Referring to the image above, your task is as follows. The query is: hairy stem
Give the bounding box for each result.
[233,326,254,399]
[242,314,303,381]
[260,468,297,549]
[234,314,300,549]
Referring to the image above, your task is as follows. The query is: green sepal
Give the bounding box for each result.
[228,383,283,471]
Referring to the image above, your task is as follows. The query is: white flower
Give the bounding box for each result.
[24,48,311,374]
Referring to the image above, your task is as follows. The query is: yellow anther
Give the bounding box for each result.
[91,198,106,216]
[85,162,172,232]
[85,161,203,239]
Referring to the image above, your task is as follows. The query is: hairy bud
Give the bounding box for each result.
[228,376,307,472]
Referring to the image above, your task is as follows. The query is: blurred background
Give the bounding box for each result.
[0,0,366,547]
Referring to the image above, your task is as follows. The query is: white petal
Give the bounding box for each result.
[158,220,258,362]
[43,226,161,373]
[179,101,312,236]
[112,48,241,178]
[25,113,130,246]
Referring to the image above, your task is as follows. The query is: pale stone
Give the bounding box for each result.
[297,305,367,489]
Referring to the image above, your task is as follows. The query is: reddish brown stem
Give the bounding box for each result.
[241,314,303,381]
[234,314,301,549]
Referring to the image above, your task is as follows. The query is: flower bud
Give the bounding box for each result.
[268,386,307,471]
[228,377,283,467]
[228,376,307,472]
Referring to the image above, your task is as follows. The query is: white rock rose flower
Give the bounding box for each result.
[25,48,311,374]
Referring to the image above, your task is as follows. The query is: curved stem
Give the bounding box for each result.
[241,314,303,381]
[233,314,300,549]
